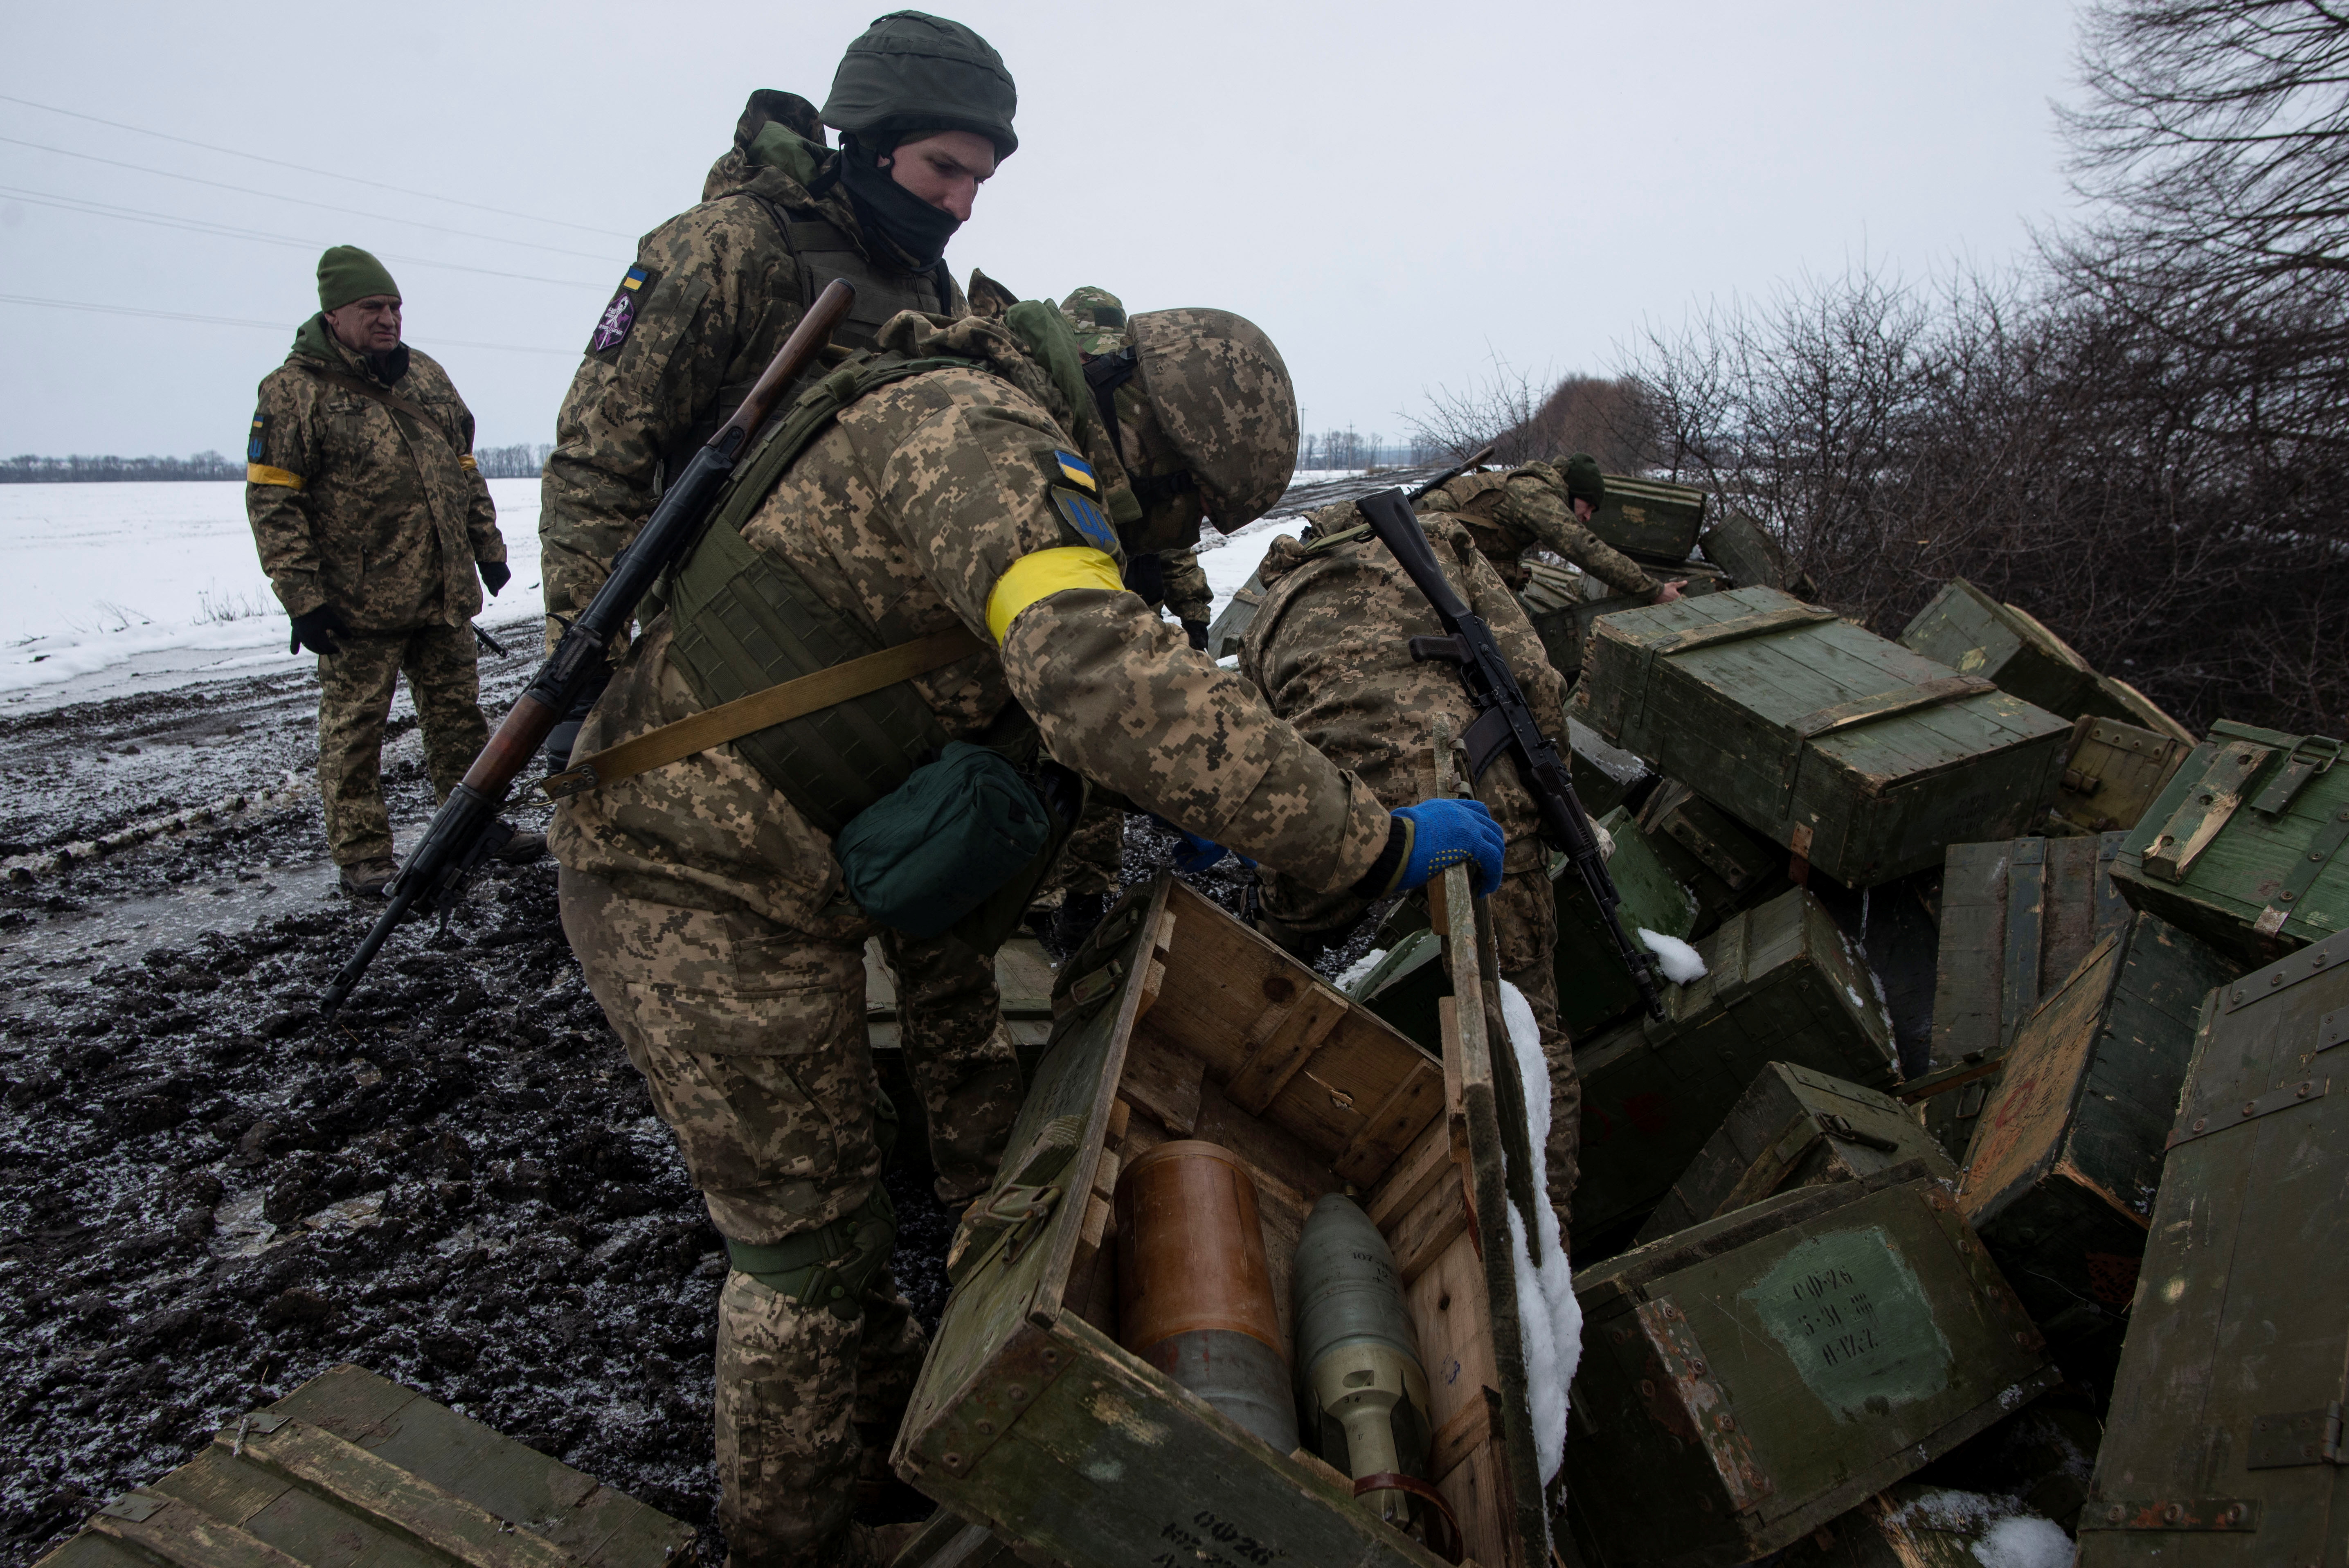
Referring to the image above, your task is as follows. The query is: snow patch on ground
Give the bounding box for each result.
[1497,978,1579,1487]
[1971,1515,2074,1568]
[1333,946,1388,993]
[0,480,544,705]
[1639,928,1707,984]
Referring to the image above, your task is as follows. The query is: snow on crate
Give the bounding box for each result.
[1639,927,1707,984]
[1497,978,1580,1486]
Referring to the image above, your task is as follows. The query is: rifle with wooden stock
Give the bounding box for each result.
[1354,484,1668,1020]
[319,279,860,1017]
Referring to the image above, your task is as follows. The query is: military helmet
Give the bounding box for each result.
[1060,286,1129,356]
[821,11,1019,159]
[1127,308,1299,534]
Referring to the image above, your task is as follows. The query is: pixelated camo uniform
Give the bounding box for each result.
[552,309,1388,1566]
[1238,504,1583,1221]
[245,316,505,864]
[1418,461,1659,598]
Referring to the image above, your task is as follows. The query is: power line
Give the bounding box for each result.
[0,185,602,290]
[0,292,582,357]
[0,134,621,261]
[0,90,637,241]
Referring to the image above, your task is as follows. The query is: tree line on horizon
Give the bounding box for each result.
[0,444,560,484]
[1408,0,2349,738]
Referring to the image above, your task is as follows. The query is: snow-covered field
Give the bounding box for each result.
[0,477,1348,711]
[0,480,546,709]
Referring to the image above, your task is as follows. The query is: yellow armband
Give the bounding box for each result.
[459,454,479,472]
[985,546,1123,644]
[246,464,305,490]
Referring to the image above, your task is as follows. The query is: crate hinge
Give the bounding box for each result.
[2167,1075,2331,1149]
[2078,1497,2259,1532]
[2253,803,2349,937]
[2247,1402,2347,1469]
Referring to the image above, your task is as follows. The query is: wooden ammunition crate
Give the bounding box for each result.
[895,875,1552,1568]
[2052,716,2194,837]
[1772,1483,2073,1566]
[1634,1062,1955,1246]
[1567,717,1651,819]
[1202,565,1266,661]
[1915,835,2130,1160]
[1572,887,1901,1247]
[1553,805,1698,1037]
[2077,926,2349,1566]
[2113,719,2349,963]
[36,1365,695,1568]
[1565,1166,2059,1568]
[1897,579,2191,741]
[1697,513,1818,600]
[1574,587,2072,886]
[1591,472,1707,563]
[1633,778,1793,938]
[1957,912,2242,1341]
[1520,567,1725,682]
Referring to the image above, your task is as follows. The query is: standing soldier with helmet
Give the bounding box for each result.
[538,11,1026,1214]
[549,299,1503,1566]
[245,245,538,897]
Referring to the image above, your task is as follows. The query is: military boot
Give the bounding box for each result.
[338,858,397,898]
[493,825,547,864]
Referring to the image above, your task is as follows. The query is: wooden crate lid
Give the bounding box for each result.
[40,1366,696,1568]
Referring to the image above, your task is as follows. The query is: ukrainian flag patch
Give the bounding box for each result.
[247,412,266,463]
[1052,449,1097,493]
[1051,485,1120,555]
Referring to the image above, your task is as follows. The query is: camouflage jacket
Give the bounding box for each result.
[1418,461,1658,598]
[245,317,502,632]
[1159,546,1212,623]
[1242,513,1562,874]
[539,91,969,633]
[550,312,1390,934]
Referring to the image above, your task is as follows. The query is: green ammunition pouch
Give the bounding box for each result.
[724,1091,900,1321]
[664,349,1080,954]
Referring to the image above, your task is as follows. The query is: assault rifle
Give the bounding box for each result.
[319,279,860,1017]
[1355,486,1667,1021]
[1406,443,1494,504]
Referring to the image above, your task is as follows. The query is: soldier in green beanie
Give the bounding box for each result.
[534,16,1023,1563]
[1417,450,1687,605]
[245,246,538,897]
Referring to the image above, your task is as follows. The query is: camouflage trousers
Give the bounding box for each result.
[559,869,927,1568]
[1031,800,1123,903]
[314,622,486,866]
[877,928,1023,1205]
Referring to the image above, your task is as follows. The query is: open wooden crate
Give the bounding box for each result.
[891,870,1552,1568]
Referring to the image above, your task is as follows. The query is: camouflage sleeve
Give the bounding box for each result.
[538,203,797,630]
[245,372,326,617]
[449,391,504,567]
[1159,547,1213,623]
[1499,472,1659,598]
[859,387,1391,895]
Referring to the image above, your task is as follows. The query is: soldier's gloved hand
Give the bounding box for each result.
[1387,799,1505,895]
[479,560,512,596]
[288,605,348,657]
[1181,619,1210,651]
[1147,814,1241,874]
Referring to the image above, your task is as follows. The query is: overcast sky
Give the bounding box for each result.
[0,0,2086,459]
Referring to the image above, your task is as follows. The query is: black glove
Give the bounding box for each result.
[288,605,348,657]
[479,560,511,596]
[1181,619,1211,651]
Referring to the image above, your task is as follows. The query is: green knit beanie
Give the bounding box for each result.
[1561,452,1607,511]
[317,246,400,313]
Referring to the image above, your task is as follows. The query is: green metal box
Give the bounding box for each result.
[1915,835,2130,1160]
[1552,805,1699,1038]
[1574,887,1900,1246]
[896,875,1552,1568]
[36,1365,696,1568]
[1574,587,2073,886]
[1956,912,2241,1341]
[1590,472,1707,564]
[2076,926,2349,1566]
[1634,778,1794,938]
[2112,720,2349,963]
[1634,1062,1955,1246]
[1565,1167,2058,1568]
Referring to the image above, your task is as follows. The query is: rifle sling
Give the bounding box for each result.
[300,365,445,433]
[541,624,988,801]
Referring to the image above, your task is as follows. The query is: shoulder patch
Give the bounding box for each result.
[587,265,658,357]
[247,411,266,463]
[1051,485,1120,555]
[1049,448,1098,495]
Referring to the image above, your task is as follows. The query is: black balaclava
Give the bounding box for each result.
[838,130,962,268]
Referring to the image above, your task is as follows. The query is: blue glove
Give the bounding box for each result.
[1150,814,1248,874]
[1392,799,1505,895]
